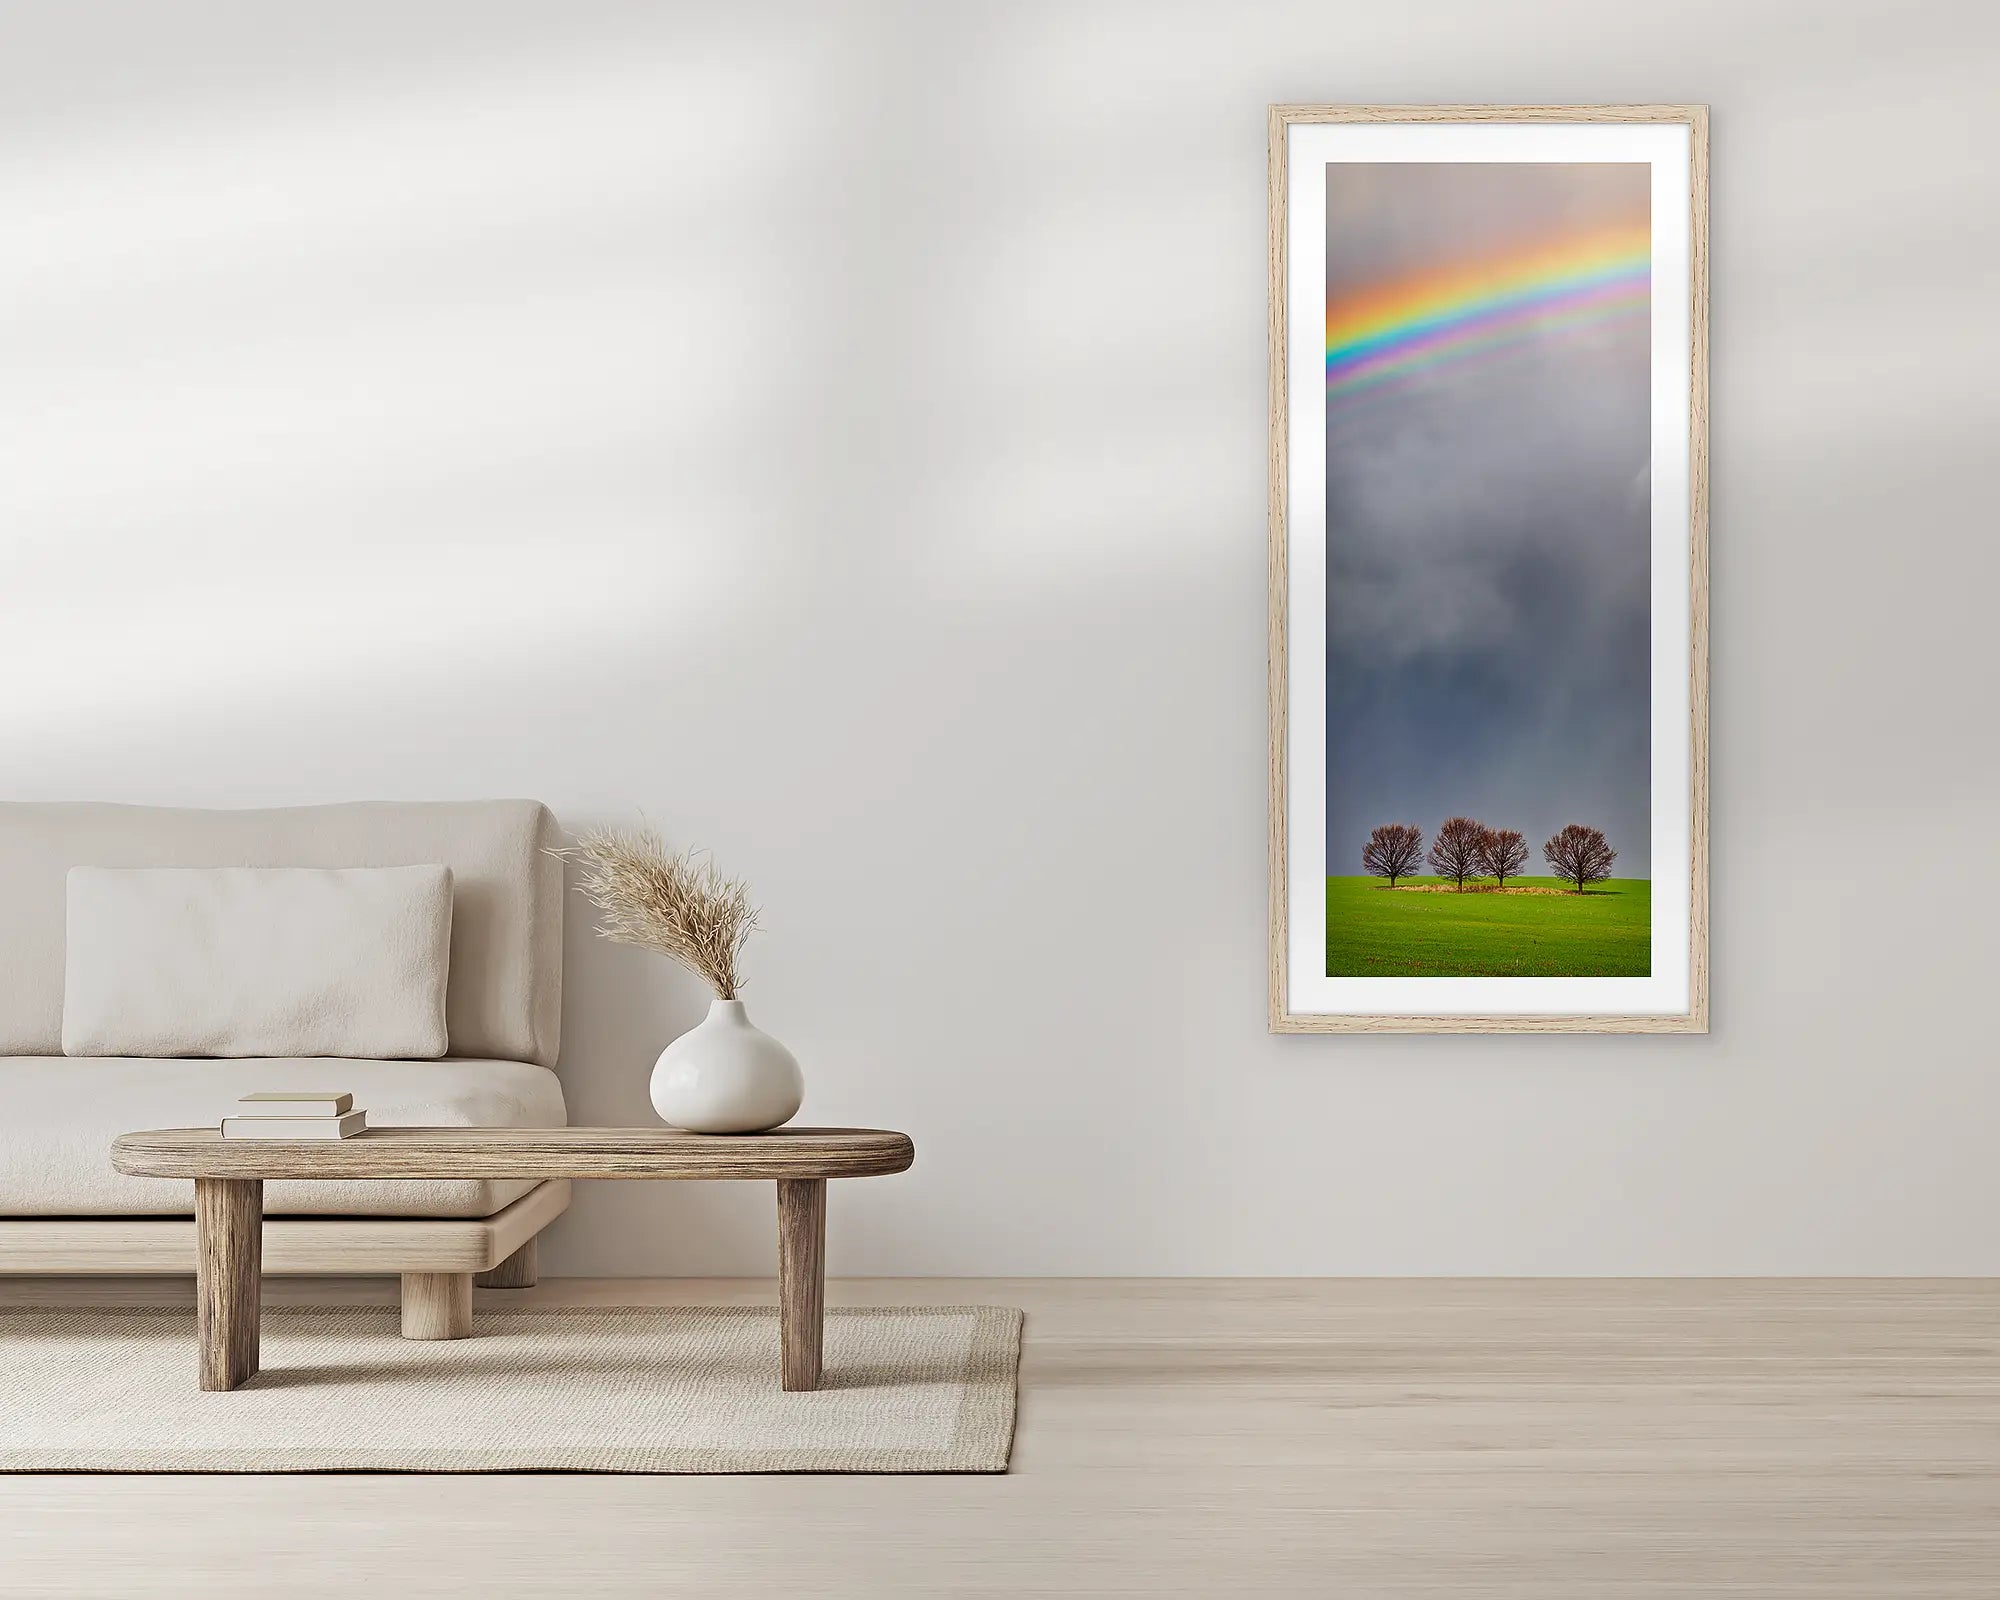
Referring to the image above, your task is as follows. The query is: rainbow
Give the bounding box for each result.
[1325,221,1649,402]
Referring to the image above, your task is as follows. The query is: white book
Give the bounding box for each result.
[236,1092,354,1116]
[221,1111,368,1140]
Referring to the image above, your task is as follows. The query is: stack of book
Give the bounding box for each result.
[220,1092,366,1140]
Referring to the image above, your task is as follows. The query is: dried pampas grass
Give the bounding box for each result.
[559,826,759,1000]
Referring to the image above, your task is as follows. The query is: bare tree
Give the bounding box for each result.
[1542,824,1617,892]
[1427,816,1486,891]
[1478,827,1529,888]
[1361,823,1424,888]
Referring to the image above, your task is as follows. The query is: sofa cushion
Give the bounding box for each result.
[0,800,562,1067]
[63,865,454,1060]
[0,1057,566,1218]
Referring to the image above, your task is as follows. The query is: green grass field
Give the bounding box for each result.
[1326,875,1650,977]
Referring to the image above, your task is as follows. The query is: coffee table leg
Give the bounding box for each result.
[194,1177,262,1391]
[776,1178,826,1391]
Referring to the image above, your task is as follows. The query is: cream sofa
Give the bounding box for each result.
[0,800,571,1298]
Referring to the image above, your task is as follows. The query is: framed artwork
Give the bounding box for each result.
[1267,105,1708,1033]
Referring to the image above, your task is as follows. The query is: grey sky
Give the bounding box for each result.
[1324,163,1652,878]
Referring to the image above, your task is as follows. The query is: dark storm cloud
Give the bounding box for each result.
[1324,164,1652,877]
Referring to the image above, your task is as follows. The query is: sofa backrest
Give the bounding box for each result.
[0,800,563,1068]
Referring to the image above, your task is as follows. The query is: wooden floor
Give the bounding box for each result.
[1,1278,1995,1597]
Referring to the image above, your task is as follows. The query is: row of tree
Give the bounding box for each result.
[1362,818,1618,893]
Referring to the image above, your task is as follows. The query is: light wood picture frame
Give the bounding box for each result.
[1268,105,1708,1033]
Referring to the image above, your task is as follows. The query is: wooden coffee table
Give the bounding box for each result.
[109,1125,915,1394]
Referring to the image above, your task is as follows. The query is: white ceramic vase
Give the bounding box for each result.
[649,998,803,1134]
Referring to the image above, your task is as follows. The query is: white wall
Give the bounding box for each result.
[5,0,1997,1275]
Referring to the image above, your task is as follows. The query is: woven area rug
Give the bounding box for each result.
[0,1304,1022,1473]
